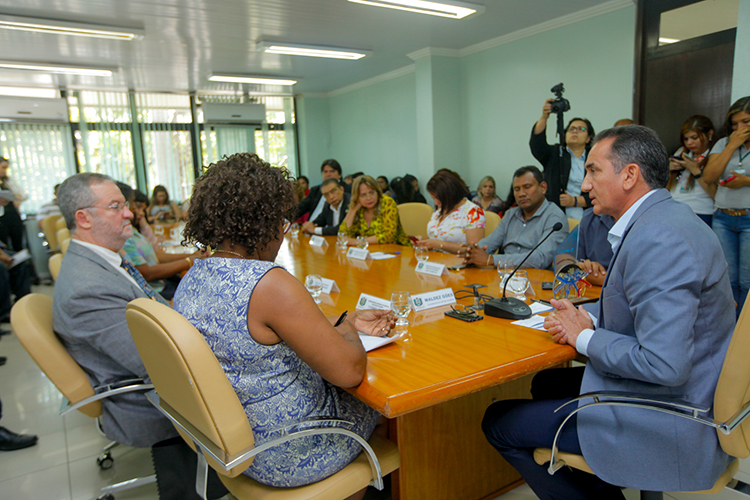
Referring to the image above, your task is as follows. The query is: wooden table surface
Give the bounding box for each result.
[275,234,598,419]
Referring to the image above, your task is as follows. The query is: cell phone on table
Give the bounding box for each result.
[720,175,737,185]
[542,281,553,290]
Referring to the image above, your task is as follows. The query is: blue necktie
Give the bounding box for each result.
[120,258,171,306]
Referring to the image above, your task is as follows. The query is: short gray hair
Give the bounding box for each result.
[592,125,669,190]
[58,173,113,230]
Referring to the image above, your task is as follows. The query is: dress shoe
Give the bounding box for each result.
[0,426,38,451]
[0,356,6,366]
[0,329,10,337]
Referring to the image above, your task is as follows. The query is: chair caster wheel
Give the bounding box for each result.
[96,494,115,500]
[97,452,114,470]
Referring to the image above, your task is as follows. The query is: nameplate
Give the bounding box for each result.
[347,247,370,260]
[310,235,328,247]
[410,288,456,312]
[415,261,447,276]
[356,293,392,311]
[320,278,340,295]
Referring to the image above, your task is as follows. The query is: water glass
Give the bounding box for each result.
[154,225,164,236]
[506,270,530,299]
[304,274,323,303]
[415,245,429,263]
[356,236,369,250]
[391,291,412,326]
[337,231,347,248]
[170,227,180,241]
[290,223,300,237]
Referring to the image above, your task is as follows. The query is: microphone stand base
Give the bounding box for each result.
[484,297,532,320]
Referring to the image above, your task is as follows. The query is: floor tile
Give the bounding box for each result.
[69,446,157,500]
[65,420,119,463]
[0,429,67,482]
[0,462,70,500]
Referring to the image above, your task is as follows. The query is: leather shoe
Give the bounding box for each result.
[0,426,38,451]
[0,356,6,366]
[0,329,10,336]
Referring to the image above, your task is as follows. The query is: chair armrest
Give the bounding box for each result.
[60,382,154,416]
[557,390,710,414]
[145,390,387,490]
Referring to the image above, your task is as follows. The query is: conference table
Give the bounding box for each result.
[275,234,600,500]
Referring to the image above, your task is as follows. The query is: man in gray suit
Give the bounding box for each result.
[53,173,226,499]
[482,126,735,499]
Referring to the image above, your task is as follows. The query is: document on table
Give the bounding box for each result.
[359,332,399,351]
[511,315,547,331]
[369,252,398,260]
[529,301,554,314]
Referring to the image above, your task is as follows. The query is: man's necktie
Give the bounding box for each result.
[120,258,171,306]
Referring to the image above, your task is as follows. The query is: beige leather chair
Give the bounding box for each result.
[397,202,434,236]
[59,238,71,255]
[48,253,63,281]
[567,217,580,231]
[11,294,156,497]
[126,298,401,500]
[484,211,501,237]
[534,295,750,499]
[55,216,67,232]
[56,228,70,248]
[40,214,63,252]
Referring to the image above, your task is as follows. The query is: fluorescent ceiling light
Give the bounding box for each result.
[0,61,115,76]
[0,14,143,40]
[348,0,484,19]
[659,37,681,44]
[209,75,297,86]
[0,86,59,98]
[257,42,369,60]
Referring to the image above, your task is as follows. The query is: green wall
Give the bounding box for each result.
[296,96,332,183]
[733,0,750,102]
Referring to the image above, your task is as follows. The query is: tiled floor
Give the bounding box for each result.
[1,285,749,500]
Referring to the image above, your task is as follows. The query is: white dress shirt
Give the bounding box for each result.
[72,239,141,289]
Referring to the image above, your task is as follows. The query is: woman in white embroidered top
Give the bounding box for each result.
[416,169,485,253]
[667,115,717,226]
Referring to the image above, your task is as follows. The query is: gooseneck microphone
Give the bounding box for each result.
[485,222,564,320]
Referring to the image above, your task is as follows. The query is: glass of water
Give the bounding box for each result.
[154,225,164,236]
[506,270,530,299]
[304,274,323,303]
[415,244,429,263]
[170,227,180,241]
[356,235,369,250]
[290,223,300,237]
[391,291,412,326]
[337,231,347,249]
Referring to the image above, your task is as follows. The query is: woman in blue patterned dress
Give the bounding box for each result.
[173,153,394,495]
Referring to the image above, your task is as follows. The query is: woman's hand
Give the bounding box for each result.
[680,154,702,176]
[723,170,750,189]
[728,127,750,150]
[541,98,554,119]
[353,310,396,337]
[669,157,685,172]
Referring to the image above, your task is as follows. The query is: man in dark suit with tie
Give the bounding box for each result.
[301,179,350,236]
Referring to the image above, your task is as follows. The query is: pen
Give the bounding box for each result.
[334,310,348,327]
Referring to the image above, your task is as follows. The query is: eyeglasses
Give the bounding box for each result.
[81,201,130,213]
[283,219,291,234]
[568,126,587,133]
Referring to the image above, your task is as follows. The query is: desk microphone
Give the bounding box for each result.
[484,222,564,320]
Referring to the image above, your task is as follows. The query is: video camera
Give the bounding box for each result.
[549,83,570,115]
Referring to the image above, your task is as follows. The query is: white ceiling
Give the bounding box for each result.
[0,0,622,95]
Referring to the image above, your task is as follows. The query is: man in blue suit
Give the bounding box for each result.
[482,126,735,499]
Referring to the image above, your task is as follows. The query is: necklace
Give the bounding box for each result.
[739,145,750,169]
[213,249,248,259]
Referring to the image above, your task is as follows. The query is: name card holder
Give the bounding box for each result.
[410,288,456,312]
[356,293,392,311]
[320,278,340,295]
[347,247,370,260]
[415,261,448,276]
[310,235,328,247]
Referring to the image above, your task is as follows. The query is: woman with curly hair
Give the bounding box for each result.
[174,153,394,492]
[340,175,411,246]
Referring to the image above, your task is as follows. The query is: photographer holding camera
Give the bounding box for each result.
[530,85,595,220]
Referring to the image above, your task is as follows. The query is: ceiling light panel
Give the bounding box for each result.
[0,61,115,76]
[348,0,484,19]
[208,75,297,86]
[0,86,58,98]
[0,14,143,40]
[257,42,369,60]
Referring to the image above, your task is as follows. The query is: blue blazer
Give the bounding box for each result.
[578,189,735,491]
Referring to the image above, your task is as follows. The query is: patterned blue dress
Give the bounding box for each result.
[174,257,381,487]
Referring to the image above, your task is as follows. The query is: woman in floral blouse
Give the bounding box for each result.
[340,175,411,246]
[417,170,485,253]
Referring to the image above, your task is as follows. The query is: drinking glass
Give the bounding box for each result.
[290,223,300,237]
[170,227,180,241]
[506,270,530,299]
[497,258,514,289]
[415,245,429,263]
[391,291,412,326]
[304,274,323,303]
[356,236,369,250]
[337,231,347,249]
[154,225,164,236]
